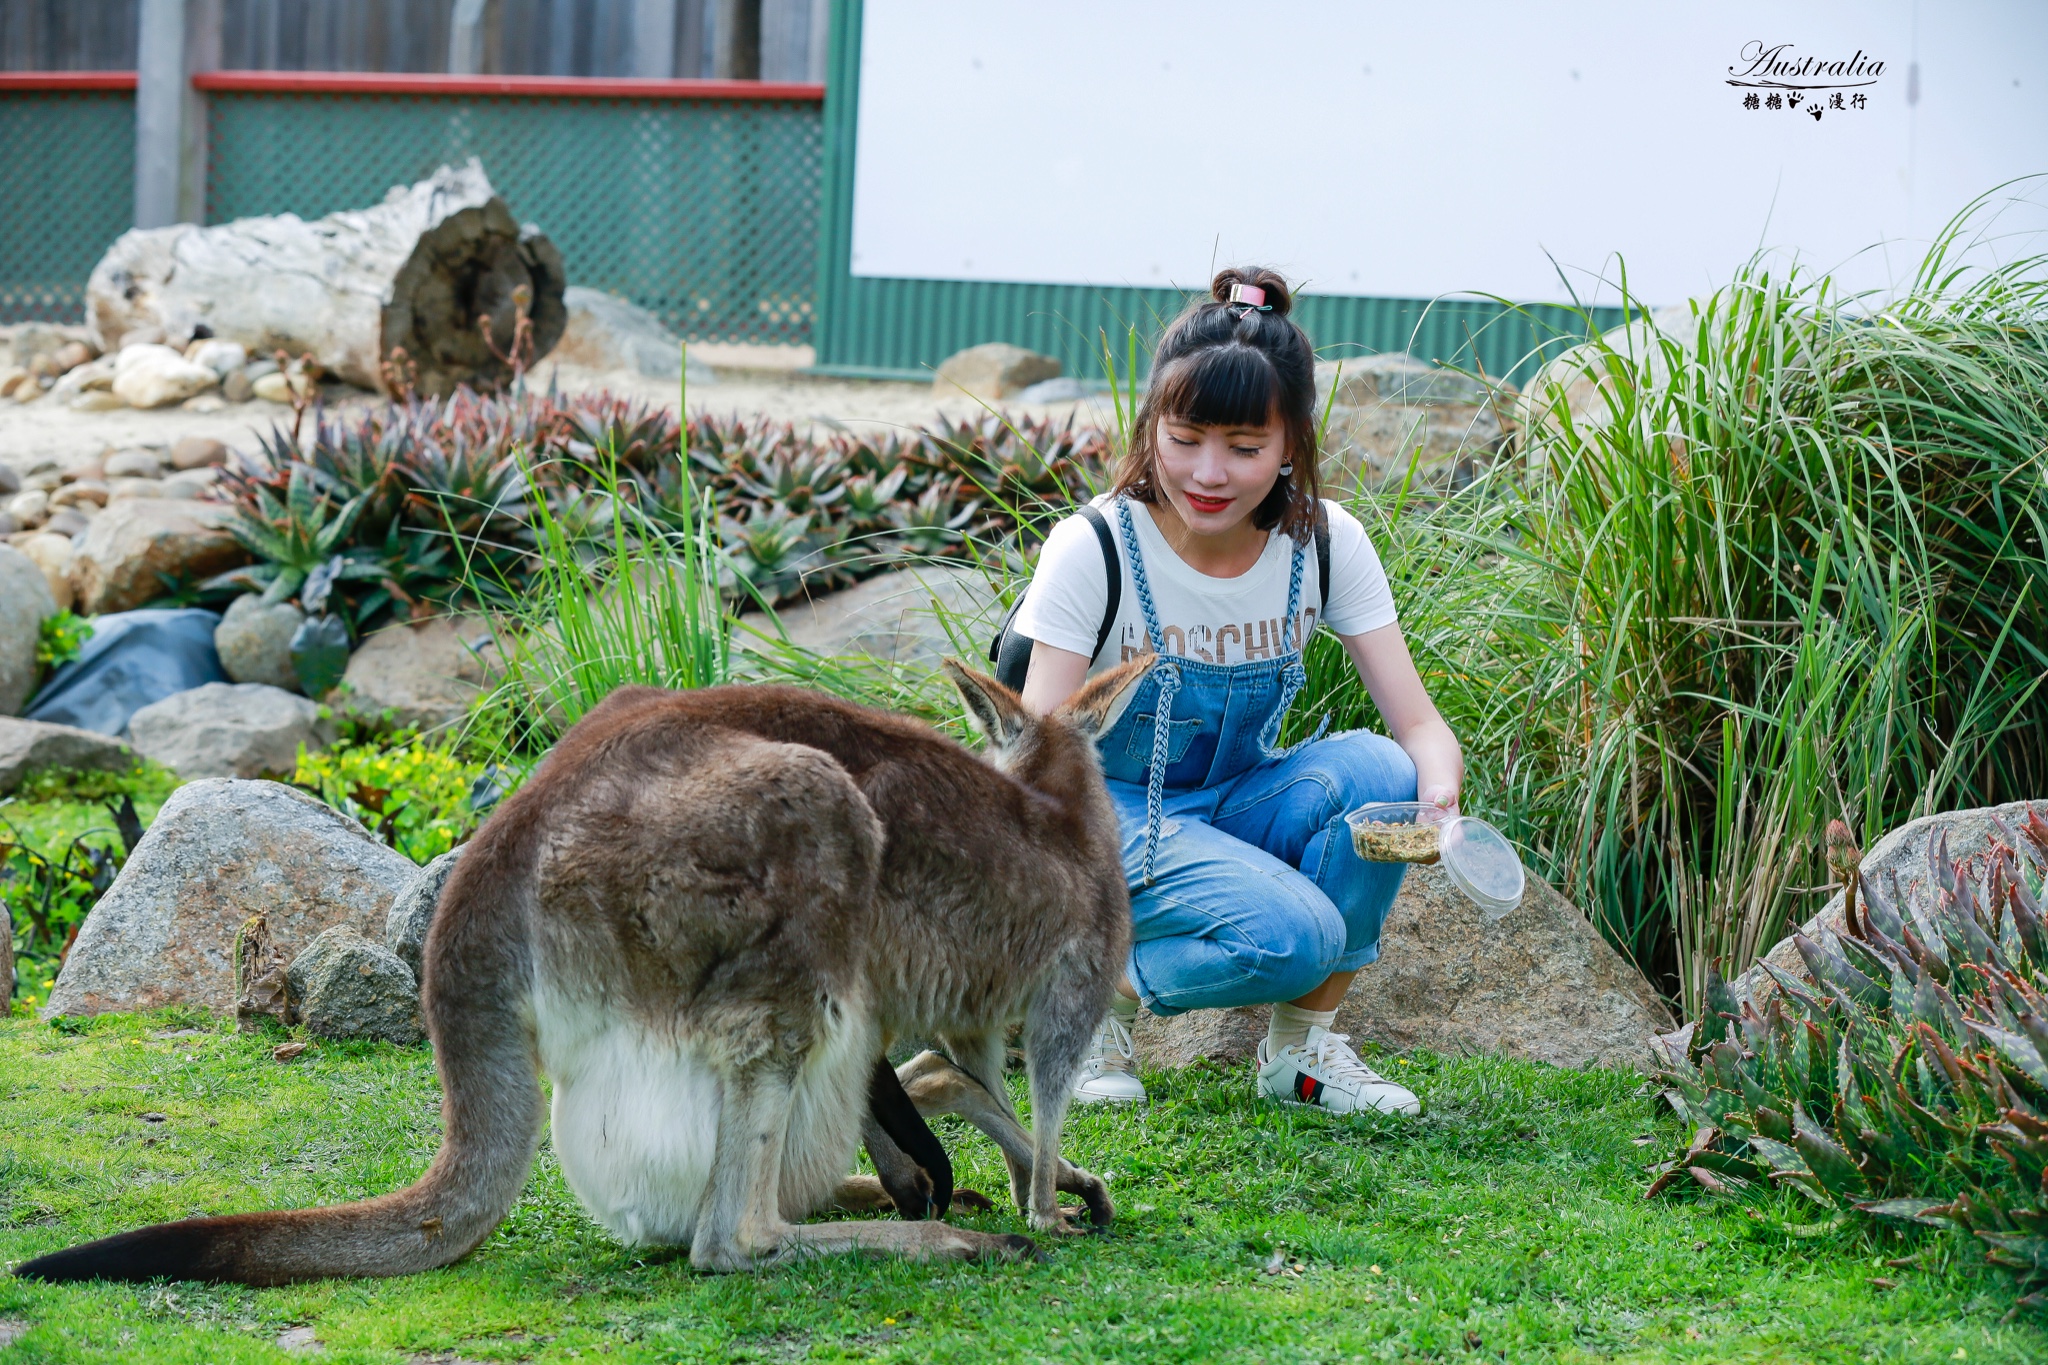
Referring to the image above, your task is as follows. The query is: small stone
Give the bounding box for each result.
[49,480,108,510]
[49,354,115,402]
[16,533,72,612]
[127,681,330,780]
[553,286,714,383]
[0,463,19,496]
[272,1041,308,1062]
[106,477,166,502]
[0,512,14,537]
[181,394,226,413]
[70,497,245,615]
[224,361,276,404]
[169,436,229,470]
[251,371,293,403]
[934,342,1060,400]
[6,489,47,525]
[286,924,423,1045]
[185,338,247,378]
[112,344,219,409]
[217,594,306,691]
[48,340,93,374]
[0,546,58,716]
[1018,376,1087,403]
[157,475,208,500]
[103,450,164,480]
[0,717,134,794]
[45,779,419,1017]
[0,367,26,398]
[385,847,463,984]
[44,509,89,539]
[70,390,125,412]
[276,1324,323,1354]
[337,617,500,732]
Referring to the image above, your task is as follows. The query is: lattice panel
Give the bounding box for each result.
[0,90,134,323]
[208,92,822,345]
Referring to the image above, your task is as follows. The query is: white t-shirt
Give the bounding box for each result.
[1013,496,1398,674]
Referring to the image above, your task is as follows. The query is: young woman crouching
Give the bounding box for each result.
[1012,267,1464,1113]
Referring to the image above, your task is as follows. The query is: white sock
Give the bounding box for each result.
[1267,1002,1336,1053]
[1108,992,1140,1026]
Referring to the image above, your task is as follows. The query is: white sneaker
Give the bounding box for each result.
[1256,1025,1420,1115]
[1071,1009,1148,1104]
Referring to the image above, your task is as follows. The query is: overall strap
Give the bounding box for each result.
[1113,498,1178,885]
[1255,526,1327,760]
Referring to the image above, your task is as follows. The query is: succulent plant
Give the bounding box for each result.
[1650,812,2048,1304]
[213,387,1117,621]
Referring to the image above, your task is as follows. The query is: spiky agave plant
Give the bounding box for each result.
[1650,813,2048,1304]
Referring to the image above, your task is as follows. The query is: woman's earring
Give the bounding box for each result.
[1278,464,1293,476]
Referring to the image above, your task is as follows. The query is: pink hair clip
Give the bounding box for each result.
[1227,282,1267,307]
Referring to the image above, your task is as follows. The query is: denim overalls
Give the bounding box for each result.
[1094,498,1419,1016]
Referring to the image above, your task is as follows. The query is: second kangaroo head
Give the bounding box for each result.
[941,656,1154,781]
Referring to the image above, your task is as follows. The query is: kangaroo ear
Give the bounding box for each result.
[1055,655,1155,739]
[942,658,1029,752]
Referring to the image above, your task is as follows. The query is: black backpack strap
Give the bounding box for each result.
[1314,501,1331,618]
[1078,503,1122,662]
[988,502,1123,692]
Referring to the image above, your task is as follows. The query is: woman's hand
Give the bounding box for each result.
[1337,624,1464,812]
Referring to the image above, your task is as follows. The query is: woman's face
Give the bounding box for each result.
[1153,413,1286,537]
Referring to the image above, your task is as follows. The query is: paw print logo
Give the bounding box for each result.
[1809,104,1823,121]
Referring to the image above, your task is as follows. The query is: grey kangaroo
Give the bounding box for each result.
[19,658,1146,1284]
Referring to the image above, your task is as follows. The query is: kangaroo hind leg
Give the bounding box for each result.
[693,1061,1036,1271]
[896,1050,1110,1228]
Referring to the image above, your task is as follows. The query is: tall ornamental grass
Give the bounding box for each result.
[1300,206,2048,1012]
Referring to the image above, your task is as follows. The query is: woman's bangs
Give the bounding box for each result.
[1152,345,1278,430]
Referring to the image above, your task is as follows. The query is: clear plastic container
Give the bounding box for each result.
[1345,801,1526,921]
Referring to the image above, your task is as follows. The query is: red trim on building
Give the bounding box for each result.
[0,71,139,91]
[190,71,824,100]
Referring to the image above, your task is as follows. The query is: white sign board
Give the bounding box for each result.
[851,1,2048,305]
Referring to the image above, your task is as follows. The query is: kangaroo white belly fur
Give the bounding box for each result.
[535,992,872,1247]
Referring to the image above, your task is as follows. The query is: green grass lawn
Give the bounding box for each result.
[0,1012,2037,1364]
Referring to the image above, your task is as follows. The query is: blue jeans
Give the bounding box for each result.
[1109,729,1418,1016]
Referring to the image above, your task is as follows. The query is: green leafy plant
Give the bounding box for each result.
[1649,812,2048,1305]
[34,610,92,672]
[3,773,157,1011]
[291,734,491,864]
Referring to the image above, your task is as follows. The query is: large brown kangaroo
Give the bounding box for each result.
[18,659,1145,1283]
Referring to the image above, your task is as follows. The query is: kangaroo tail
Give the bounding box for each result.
[17,828,545,1287]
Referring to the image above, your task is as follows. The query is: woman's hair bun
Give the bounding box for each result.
[1209,266,1294,317]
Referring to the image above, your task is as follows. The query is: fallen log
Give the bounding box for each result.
[86,159,566,398]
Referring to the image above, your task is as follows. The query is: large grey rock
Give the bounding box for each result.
[215,594,305,691]
[1135,866,1674,1073]
[126,682,329,779]
[0,543,57,715]
[734,564,1001,669]
[934,342,1060,401]
[44,779,419,1017]
[0,717,135,794]
[286,924,423,1045]
[70,497,245,615]
[1313,354,1512,493]
[1733,798,2048,1009]
[336,616,499,733]
[385,846,463,984]
[553,286,715,383]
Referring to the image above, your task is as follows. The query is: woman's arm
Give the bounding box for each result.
[1338,624,1464,811]
[1020,642,1093,717]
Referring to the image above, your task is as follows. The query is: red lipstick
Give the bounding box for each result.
[1184,492,1233,513]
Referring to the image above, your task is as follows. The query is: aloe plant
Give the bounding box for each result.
[1650,812,2048,1304]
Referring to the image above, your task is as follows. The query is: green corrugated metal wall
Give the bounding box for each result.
[209,91,822,345]
[811,0,1619,382]
[0,90,135,323]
